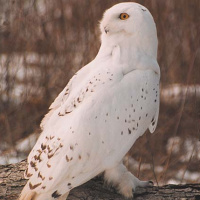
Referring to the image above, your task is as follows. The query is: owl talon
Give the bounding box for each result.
[104,163,153,198]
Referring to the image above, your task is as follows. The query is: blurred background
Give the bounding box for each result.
[0,0,199,186]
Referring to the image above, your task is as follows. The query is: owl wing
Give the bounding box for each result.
[25,58,123,191]
[40,61,95,130]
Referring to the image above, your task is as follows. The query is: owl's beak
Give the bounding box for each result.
[104,26,109,34]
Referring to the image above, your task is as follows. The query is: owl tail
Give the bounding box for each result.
[18,182,36,200]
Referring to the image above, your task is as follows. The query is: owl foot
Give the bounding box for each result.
[104,163,153,198]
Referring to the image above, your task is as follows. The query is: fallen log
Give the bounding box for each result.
[0,160,200,200]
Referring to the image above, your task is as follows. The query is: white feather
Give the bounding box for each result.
[20,2,160,200]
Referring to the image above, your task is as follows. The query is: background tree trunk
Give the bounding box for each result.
[0,160,200,200]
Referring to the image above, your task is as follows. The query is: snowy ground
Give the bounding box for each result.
[0,133,39,165]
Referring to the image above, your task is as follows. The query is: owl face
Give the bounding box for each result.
[100,3,158,59]
[100,3,155,38]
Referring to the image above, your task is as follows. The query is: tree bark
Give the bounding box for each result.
[0,160,200,200]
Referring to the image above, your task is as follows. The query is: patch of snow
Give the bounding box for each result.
[0,132,39,165]
[25,52,40,64]
[166,136,181,154]
[140,163,151,170]
[161,84,200,104]
[124,156,151,171]
[0,155,25,165]
[180,139,200,162]
[167,179,180,185]
[0,148,24,165]
[36,0,46,15]
[184,171,200,182]
[16,133,39,153]
[155,166,164,173]
[176,169,200,182]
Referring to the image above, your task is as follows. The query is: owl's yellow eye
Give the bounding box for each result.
[119,13,129,20]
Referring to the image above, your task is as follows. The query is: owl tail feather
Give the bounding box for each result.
[18,182,36,200]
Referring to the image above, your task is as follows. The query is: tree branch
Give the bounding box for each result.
[0,160,200,200]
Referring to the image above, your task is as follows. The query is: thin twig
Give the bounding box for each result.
[137,157,142,178]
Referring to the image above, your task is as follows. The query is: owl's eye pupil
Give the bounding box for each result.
[119,13,129,20]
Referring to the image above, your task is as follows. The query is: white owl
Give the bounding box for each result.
[19,2,160,200]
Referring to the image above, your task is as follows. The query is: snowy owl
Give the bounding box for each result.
[19,2,160,200]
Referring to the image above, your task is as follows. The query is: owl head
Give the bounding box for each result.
[100,3,158,58]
